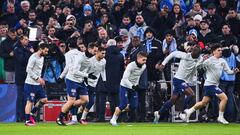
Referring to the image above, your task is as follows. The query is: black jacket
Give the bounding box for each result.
[198,30,218,45]
[13,42,32,85]
[105,46,124,93]
[142,38,164,81]
[0,37,17,71]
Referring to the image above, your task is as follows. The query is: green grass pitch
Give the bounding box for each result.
[0,123,239,135]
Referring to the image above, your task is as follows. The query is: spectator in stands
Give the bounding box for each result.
[170,3,185,39]
[55,19,77,41]
[2,2,18,28]
[0,21,8,42]
[119,14,132,30]
[0,28,17,83]
[78,4,96,28]
[18,0,30,20]
[142,27,163,82]
[119,29,131,55]
[197,20,218,45]
[47,26,60,46]
[162,30,177,93]
[193,14,202,31]
[27,10,37,27]
[58,6,71,26]
[217,0,230,20]
[13,35,33,122]
[98,27,109,41]
[129,14,148,41]
[46,15,61,30]
[99,13,117,38]
[218,24,238,48]
[82,20,99,46]
[151,7,174,40]
[204,3,223,35]
[225,8,240,38]
[142,2,158,26]
[187,2,207,18]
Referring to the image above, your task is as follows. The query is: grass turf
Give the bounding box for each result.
[0,123,239,135]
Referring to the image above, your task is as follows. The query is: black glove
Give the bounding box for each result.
[84,77,88,85]
[56,77,64,83]
[88,73,97,80]
[132,85,140,91]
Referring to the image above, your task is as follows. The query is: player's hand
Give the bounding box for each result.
[202,54,209,61]
[132,85,140,91]
[156,64,165,71]
[88,73,97,80]
[234,68,240,73]
[37,77,45,86]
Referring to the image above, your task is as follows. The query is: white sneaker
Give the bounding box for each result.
[217,117,229,124]
[153,111,160,124]
[179,113,187,122]
[180,109,190,123]
[110,119,118,126]
[67,120,78,125]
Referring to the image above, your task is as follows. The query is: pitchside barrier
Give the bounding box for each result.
[0,83,17,122]
[170,63,200,122]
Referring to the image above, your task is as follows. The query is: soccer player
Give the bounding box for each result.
[24,43,49,126]
[153,45,202,123]
[180,44,239,124]
[79,46,106,124]
[56,43,98,125]
[110,51,148,126]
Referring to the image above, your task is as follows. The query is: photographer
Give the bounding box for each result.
[43,43,65,83]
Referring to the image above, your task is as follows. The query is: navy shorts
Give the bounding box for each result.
[24,83,47,102]
[118,86,138,110]
[204,85,223,97]
[66,79,88,97]
[172,78,190,95]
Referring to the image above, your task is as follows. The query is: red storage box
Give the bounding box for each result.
[43,101,66,122]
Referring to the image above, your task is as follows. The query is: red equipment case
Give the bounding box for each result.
[43,101,66,122]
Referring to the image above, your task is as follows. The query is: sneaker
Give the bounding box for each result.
[56,118,66,126]
[181,109,190,123]
[67,120,78,125]
[79,119,88,125]
[179,113,187,121]
[29,115,36,124]
[217,117,229,124]
[153,111,160,124]
[25,120,36,126]
[110,119,118,126]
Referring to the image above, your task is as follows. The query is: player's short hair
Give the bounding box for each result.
[210,43,222,52]
[97,46,106,52]
[88,42,98,49]
[39,43,49,50]
[137,51,148,58]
